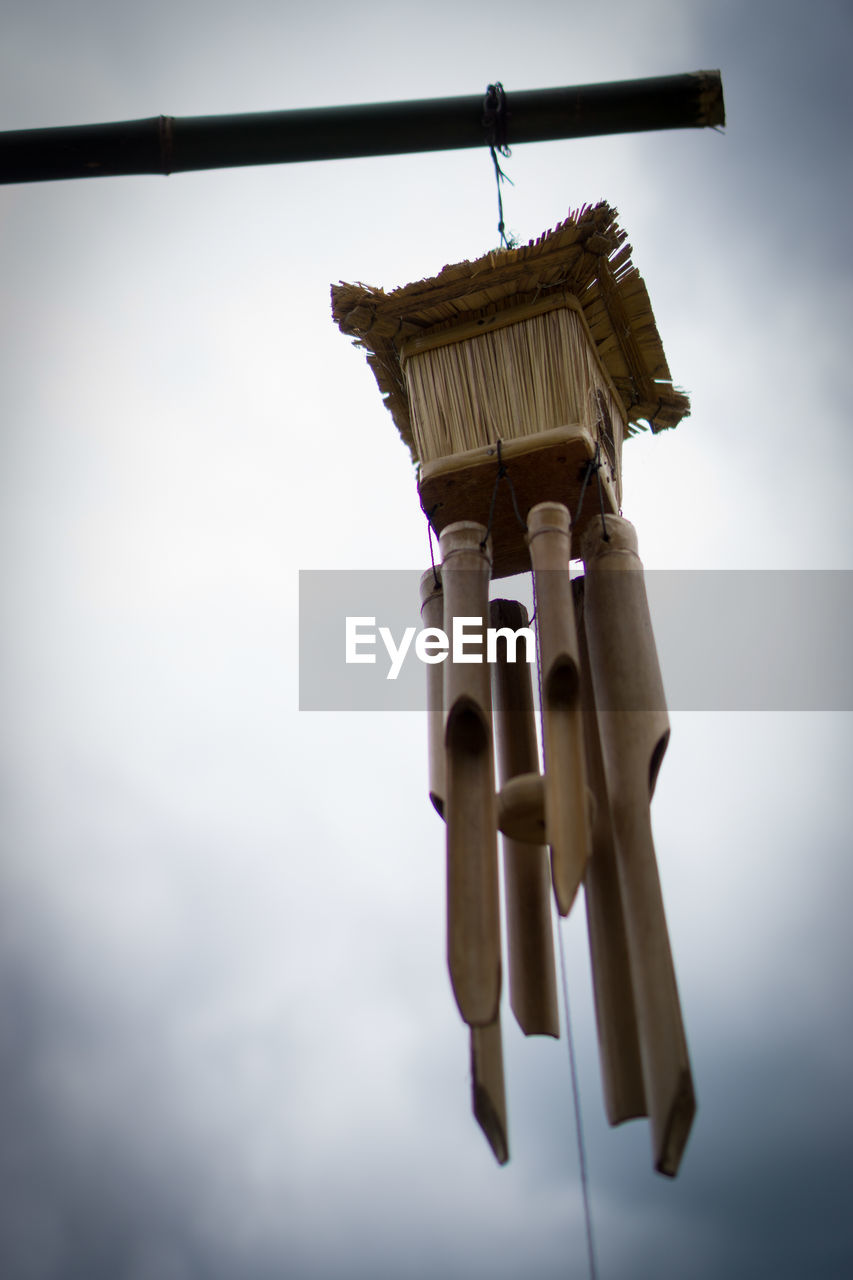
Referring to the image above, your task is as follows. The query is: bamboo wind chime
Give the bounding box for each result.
[331,202,695,1177]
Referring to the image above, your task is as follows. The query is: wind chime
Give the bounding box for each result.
[331,201,695,1177]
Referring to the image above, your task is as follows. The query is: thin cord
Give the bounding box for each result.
[530,573,597,1279]
[480,441,527,551]
[557,918,599,1280]
[572,451,597,530]
[573,441,610,543]
[593,461,610,541]
[427,522,439,586]
[483,82,515,249]
[490,147,514,249]
[419,494,440,587]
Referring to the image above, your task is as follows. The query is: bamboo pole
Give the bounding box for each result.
[419,567,446,818]
[0,72,724,185]
[490,599,559,1038]
[573,577,646,1124]
[526,502,591,916]
[439,521,500,1027]
[579,514,695,1176]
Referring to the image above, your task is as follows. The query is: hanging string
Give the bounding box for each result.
[427,523,439,587]
[529,570,596,1280]
[557,918,600,1280]
[419,494,441,587]
[573,442,610,543]
[572,448,597,530]
[490,148,514,250]
[480,440,527,551]
[593,459,610,541]
[483,82,515,250]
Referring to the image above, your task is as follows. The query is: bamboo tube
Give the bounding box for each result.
[439,521,501,1027]
[419,567,446,819]
[526,502,591,916]
[471,1017,509,1165]
[573,577,647,1124]
[580,515,694,1176]
[490,599,560,1038]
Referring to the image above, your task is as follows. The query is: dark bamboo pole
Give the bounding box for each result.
[490,598,560,1039]
[440,521,500,1028]
[0,71,723,185]
[573,577,647,1127]
[579,515,694,1177]
[526,501,591,917]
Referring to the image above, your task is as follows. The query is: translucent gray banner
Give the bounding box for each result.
[298,570,853,711]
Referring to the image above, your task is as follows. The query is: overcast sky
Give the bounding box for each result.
[1,2,852,1278]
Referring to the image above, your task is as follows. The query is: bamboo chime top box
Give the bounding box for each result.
[332,202,689,576]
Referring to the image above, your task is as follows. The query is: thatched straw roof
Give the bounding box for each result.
[331,202,689,461]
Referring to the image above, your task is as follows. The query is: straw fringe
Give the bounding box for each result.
[405,307,624,466]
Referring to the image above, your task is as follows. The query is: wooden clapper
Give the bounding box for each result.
[332,203,695,1177]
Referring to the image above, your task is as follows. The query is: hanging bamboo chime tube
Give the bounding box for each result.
[573,577,647,1125]
[421,563,509,1159]
[419,567,446,818]
[471,1017,510,1165]
[439,521,501,1027]
[490,598,560,1038]
[526,502,591,916]
[579,515,695,1176]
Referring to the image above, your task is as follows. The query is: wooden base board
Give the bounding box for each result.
[418,426,618,579]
